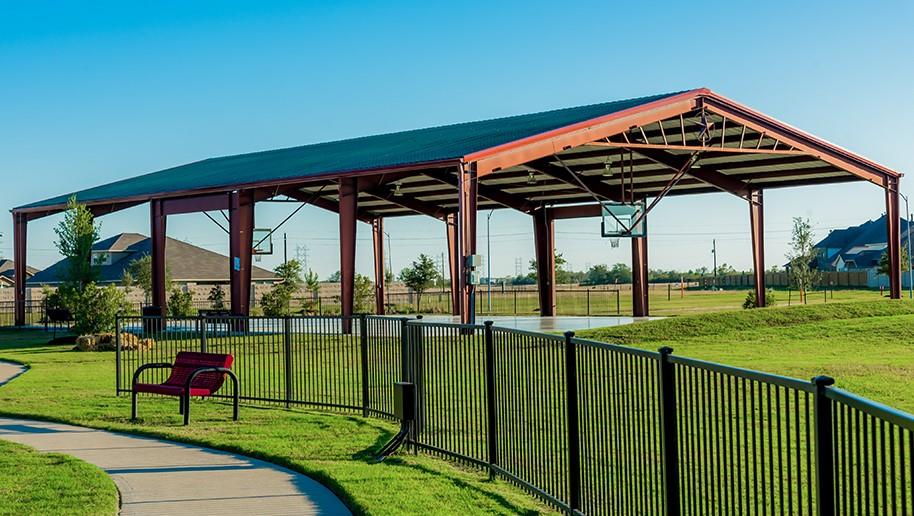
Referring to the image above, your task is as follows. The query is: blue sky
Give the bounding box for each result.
[2,1,912,278]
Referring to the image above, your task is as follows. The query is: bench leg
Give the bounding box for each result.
[131,391,138,421]
[178,397,184,415]
[183,393,190,426]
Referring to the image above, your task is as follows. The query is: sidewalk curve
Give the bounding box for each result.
[0,360,351,515]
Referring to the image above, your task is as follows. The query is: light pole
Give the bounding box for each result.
[900,193,913,299]
[486,210,494,312]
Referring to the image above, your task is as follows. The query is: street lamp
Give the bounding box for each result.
[899,192,913,299]
[486,210,494,313]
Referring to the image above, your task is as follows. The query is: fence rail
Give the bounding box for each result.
[115,314,914,514]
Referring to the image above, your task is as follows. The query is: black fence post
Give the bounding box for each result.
[484,321,497,479]
[658,347,681,516]
[563,331,582,512]
[812,375,836,516]
[514,290,518,315]
[616,289,621,315]
[586,290,591,316]
[360,314,370,417]
[115,315,121,396]
[283,316,292,409]
[199,316,208,353]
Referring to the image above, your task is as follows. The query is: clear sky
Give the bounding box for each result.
[2,1,912,279]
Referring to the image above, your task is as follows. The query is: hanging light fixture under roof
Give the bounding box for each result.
[393,182,403,196]
[602,159,612,177]
[526,171,537,185]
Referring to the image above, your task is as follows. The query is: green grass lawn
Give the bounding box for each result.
[577,299,914,412]
[0,331,553,515]
[0,438,118,516]
[320,287,883,317]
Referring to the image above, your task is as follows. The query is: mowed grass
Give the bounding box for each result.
[324,288,883,317]
[0,331,554,515]
[0,439,118,516]
[578,299,914,412]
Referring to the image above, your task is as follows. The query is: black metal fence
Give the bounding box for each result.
[115,314,914,514]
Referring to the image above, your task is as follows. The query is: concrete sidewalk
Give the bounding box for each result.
[0,361,351,515]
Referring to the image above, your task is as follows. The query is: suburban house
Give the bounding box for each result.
[28,233,279,290]
[0,259,39,288]
[813,214,912,287]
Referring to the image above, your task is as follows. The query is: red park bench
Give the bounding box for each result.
[131,351,239,425]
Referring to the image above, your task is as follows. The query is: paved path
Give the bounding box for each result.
[0,361,351,515]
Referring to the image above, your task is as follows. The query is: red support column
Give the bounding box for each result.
[632,234,650,317]
[339,178,358,331]
[532,208,556,316]
[150,200,168,315]
[13,212,27,326]
[371,217,385,315]
[457,164,478,324]
[229,190,255,316]
[886,177,902,299]
[446,213,460,316]
[749,189,766,307]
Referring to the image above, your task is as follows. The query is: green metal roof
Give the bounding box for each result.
[18,91,687,210]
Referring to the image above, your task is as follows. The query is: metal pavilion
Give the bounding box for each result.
[11,88,903,327]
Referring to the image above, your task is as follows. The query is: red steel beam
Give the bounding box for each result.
[372,217,385,315]
[432,172,534,213]
[150,200,168,315]
[632,233,649,317]
[526,158,624,203]
[532,208,556,316]
[467,90,703,175]
[633,147,751,199]
[161,193,229,216]
[548,204,603,220]
[445,213,461,316]
[457,164,478,323]
[749,190,766,307]
[339,178,358,331]
[13,212,27,326]
[701,94,898,187]
[886,177,902,299]
[363,187,450,220]
[229,190,255,316]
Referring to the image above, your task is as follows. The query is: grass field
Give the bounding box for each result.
[577,299,914,412]
[0,438,118,516]
[316,287,885,317]
[0,330,553,515]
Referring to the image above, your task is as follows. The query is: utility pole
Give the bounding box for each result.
[283,233,288,265]
[515,257,523,277]
[711,239,718,287]
[902,193,913,299]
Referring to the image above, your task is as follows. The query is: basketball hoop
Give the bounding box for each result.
[610,238,620,248]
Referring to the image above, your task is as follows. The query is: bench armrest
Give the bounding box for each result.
[185,367,238,392]
[132,363,173,387]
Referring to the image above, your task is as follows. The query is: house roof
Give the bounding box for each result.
[14,88,901,220]
[815,214,910,268]
[0,259,39,279]
[27,233,278,285]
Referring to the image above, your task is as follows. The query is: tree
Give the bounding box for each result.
[261,259,304,316]
[878,245,909,279]
[53,196,129,335]
[122,254,171,304]
[327,270,341,282]
[207,285,226,310]
[399,254,440,310]
[304,269,321,299]
[55,196,99,291]
[354,274,374,313]
[582,263,632,285]
[786,217,821,302]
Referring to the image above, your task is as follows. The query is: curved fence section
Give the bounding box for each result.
[115,314,914,515]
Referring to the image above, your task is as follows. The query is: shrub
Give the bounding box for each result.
[168,288,195,317]
[743,289,777,309]
[208,285,226,310]
[68,283,127,335]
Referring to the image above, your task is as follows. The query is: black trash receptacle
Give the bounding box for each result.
[141,306,163,335]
